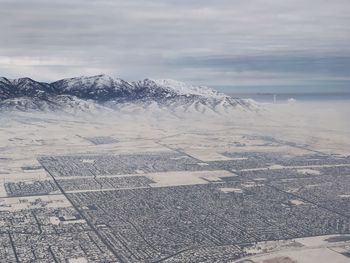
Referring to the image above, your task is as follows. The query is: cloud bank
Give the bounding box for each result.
[0,0,349,92]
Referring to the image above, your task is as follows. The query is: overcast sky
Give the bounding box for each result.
[0,0,349,92]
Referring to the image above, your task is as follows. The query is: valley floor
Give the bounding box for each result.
[0,101,349,263]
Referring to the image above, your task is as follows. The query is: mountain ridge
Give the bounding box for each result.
[0,75,258,115]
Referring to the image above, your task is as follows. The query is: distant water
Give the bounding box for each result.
[227,92,350,103]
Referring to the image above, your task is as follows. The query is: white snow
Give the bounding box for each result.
[152,79,226,98]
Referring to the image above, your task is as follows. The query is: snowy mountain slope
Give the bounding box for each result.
[51,74,135,101]
[151,79,225,98]
[0,75,258,115]
[0,77,55,100]
[0,95,113,115]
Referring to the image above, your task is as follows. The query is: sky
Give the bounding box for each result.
[0,0,350,93]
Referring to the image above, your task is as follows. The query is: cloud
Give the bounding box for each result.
[0,0,349,91]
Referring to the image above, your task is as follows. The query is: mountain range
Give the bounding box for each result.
[0,75,257,115]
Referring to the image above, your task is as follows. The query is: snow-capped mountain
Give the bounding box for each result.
[0,75,258,115]
[51,75,135,102]
[151,79,225,98]
[0,77,55,100]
